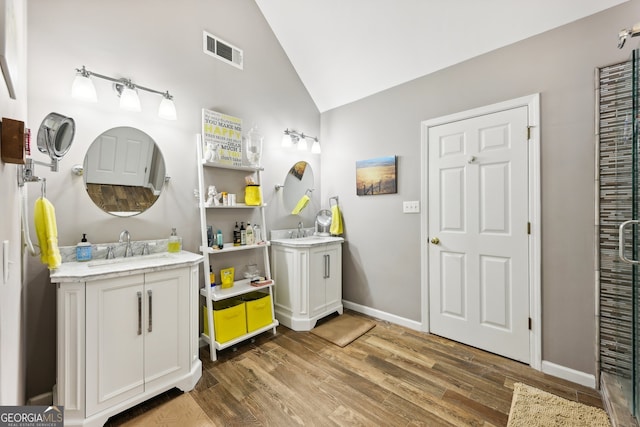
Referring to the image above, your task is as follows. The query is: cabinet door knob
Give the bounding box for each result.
[430,237,440,245]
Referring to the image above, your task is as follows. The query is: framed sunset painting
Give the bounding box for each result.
[356,155,397,195]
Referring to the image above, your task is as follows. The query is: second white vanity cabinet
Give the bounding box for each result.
[271,238,344,331]
[51,251,203,427]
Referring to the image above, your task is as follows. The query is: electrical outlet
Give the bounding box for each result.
[403,201,420,213]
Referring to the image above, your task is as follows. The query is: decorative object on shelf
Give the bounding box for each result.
[244,124,263,167]
[202,109,242,167]
[71,66,177,120]
[220,267,234,289]
[355,155,398,195]
[206,185,219,207]
[281,128,321,154]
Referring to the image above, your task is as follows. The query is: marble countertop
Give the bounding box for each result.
[50,251,203,283]
[270,235,344,247]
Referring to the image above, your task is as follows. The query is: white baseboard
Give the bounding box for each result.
[27,391,53,406]
[342,300,422,331]
[541,360,596,389]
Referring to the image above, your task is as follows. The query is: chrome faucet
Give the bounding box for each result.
[119,230,133,258]
[297,221,303,238]
[141,242,150,256]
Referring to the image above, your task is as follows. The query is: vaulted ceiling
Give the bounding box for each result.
[255,0,629,112]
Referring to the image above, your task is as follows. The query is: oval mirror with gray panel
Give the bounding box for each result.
[83,126,166,217]
[283,161,314,212]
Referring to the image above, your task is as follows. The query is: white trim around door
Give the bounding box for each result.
[420,93,541,371]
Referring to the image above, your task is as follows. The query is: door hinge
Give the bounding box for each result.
[528,317,532,330]
[527,222,531,235]
[527,126,532,140]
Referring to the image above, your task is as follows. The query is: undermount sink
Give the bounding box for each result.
[87,252,173,267]
[270,235,344,247]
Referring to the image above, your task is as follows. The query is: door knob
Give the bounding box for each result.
[430,237,440,245]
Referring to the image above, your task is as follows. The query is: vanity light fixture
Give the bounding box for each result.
[281,129,321,154]
[71,66,177,120]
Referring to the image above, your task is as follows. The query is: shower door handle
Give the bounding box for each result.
[619,220,640,264]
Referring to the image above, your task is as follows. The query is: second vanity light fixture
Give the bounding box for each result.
[71,65,177,120]
[281,129,321,154]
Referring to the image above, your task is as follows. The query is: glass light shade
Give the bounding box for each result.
[311,140,321,154]
[120,87,141,112]
[158,97,177,120]
[297,137,308,151]
[281,133,293,147]
[71,74,97,102]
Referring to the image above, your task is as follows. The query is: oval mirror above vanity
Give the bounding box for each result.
[282,161,314,212]
[83,126,166,217]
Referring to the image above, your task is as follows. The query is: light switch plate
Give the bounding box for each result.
[403,201,420,213]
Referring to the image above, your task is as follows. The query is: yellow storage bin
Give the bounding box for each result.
[243,291,273,332]
[203,299,247,343]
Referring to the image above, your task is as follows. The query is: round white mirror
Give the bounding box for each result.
[282,161,314,212]
[83,126,166,217]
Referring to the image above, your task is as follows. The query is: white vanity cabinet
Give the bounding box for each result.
[271,238,344,331]
[51,252,202,427]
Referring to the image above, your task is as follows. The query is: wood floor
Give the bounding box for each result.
[106,312,605,426]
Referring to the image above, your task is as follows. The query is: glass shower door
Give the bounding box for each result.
[599,48,639,421]
[617,48,640,419]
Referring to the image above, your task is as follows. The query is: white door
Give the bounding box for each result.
[428,106,530,363]
[85,127,153,186]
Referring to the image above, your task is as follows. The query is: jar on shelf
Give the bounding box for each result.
[244,125,263,167]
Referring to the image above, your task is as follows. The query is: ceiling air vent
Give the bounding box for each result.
[203,31,243,70]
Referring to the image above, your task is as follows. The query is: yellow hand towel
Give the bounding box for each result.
[291,194,310,215]
[330,204,343,235]
[34,197,61,270]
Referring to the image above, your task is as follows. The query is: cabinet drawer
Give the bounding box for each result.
[243,292,272,332]
[204,300,247,343]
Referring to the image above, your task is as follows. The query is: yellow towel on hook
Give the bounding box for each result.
[34,197,61,270]
[291,194,310,215]
[330,204,343,235]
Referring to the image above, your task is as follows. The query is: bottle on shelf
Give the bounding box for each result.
[216,229,224,249]
[240,222,246,245]
[254,224,261,243]
[246,223,254,245]
[233,221,241,246]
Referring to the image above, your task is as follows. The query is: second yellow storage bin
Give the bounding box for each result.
[243,291,273,332]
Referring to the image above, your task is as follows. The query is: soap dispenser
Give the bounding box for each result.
[168,228,182,253]
[76,234,92,262]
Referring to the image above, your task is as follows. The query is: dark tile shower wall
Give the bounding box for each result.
[599,59,634,377]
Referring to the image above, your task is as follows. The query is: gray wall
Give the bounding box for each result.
[320,0,640,375]
[25,0,320,399]
[0,0,27,405]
